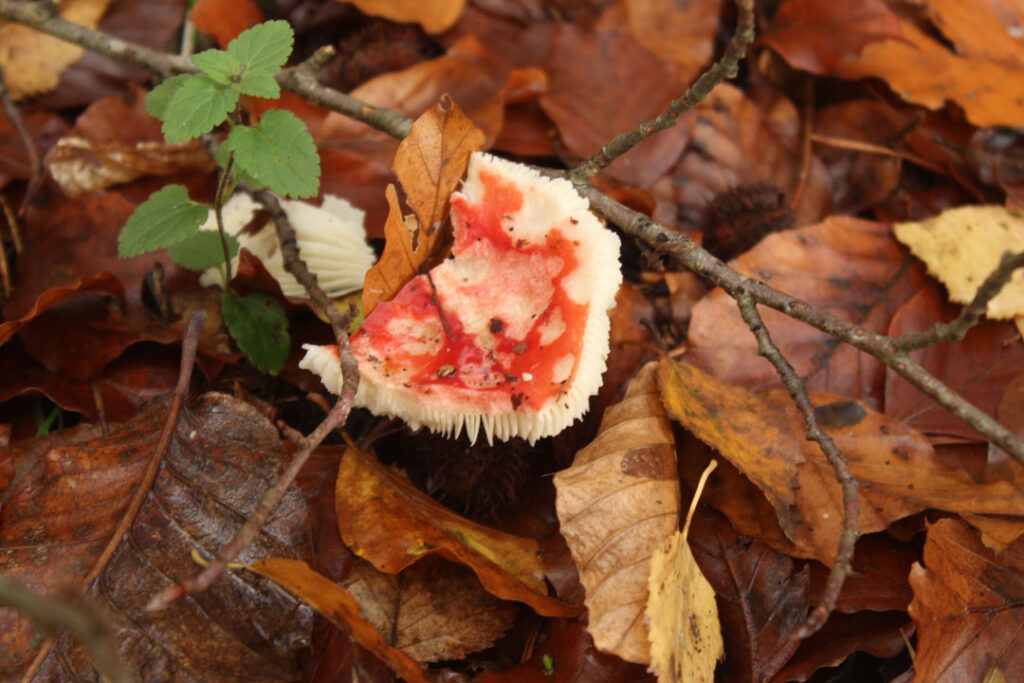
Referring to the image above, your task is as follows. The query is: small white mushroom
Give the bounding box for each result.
[199,193,376,299]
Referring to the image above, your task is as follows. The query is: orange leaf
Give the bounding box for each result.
[247,558,429,683]
[361,96,485,315]
[658,356,1024,564]
[335,447,580,617]
[336,0,466,34]
[190,0,264,47]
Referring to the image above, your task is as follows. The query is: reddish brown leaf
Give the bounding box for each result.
[554,362,680,663]
[909,518,1024,681]
[885,284,1024,442]
[247,557,429,682]
[334,447,579,617]
[339,0,467,34]
[688,508,809,683]
[762,0,904,73]
[361,95,485,315]
[0,109,67,190]
[539,24,689,187]
[0,272,122,347]
[687,217,928,406]
[0,393,312,679]
[190,0,263,47]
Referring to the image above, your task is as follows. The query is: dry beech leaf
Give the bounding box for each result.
[834,10,1024,128]
[247,558,429,683]
[554,362,681,663]
[335,447,578,617]
[0,393,312,679]
[658,356,1024,564]
[0,0,111,99]
[909,518,1024,681]
[646,462,723,682]
[342,557,518,662]
[894,205,1024,319]
[337,0,466,34]
[687,216,926,405]
[762,0,904,73]
[362,95,485,315]
[0,271,122,346]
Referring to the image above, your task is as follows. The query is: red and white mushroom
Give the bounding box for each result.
[301,152,622,444]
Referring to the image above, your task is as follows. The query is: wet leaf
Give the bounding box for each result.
[554,362,680,662]
[0,393,312,679]
[909,518,1024,681]
[335,447,579,617]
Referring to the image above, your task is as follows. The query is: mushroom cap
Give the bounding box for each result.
[199,193,376,299]
[302,153,622,445]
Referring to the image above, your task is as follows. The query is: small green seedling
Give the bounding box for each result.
[542,654,555,676]
[119,20,321,374]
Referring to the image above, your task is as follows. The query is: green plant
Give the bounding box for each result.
[118,20,321,374]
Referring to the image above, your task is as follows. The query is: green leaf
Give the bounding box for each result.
[227,20,293,77]
[225,110,320,198]
[168,230,240,270]
[161,75,238,143]
[192,48,242,85]
[235,71,280,98]
[119,185,209,257]
[146,74,190,120]
[222,292,290,374]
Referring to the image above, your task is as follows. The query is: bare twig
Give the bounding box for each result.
[735,293,859,640]
[580,187,1024,462]
[567,0,755,183]
[0,70,42,214]
[0,576,131,683]
[146,192,360,611]
[212,153,236,283]
[892,251,1024,352]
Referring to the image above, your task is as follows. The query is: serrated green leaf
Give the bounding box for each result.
[168,230,240,270]
[236,71,280,98]
[192,48,242,85]
[226,110,320,198]
[162,75,238,143]
[146,74,190,120]
[119,185,209,257]
[227,20,293,77]
[222,292,290,374]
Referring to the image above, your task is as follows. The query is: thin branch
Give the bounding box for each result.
[0,70,42,214]
[735,293,859,641]
[892,251,1024,352]
[146,191,360,611]
[567,0,755,184]
[0,576,131,683]
[579,186,1024,463]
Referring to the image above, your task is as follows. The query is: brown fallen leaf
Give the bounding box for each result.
[0,0,111,99]
[539,24,690,187]
[247,557,429,683]
[646,461,723,682]
[909,518,1024,681]
[342,556,518,662]
[658,356,1024,564]
[687,216,927,405]
[0,108,67,190]
[361,95,485,315]
[0,393,312,679]
[0,271,122,347]
[762,0,903,73]
[554,362,680,663]
[337,0,467,34]
[190,0,263,47]
[334,446,579,617]
[687,507,809,683]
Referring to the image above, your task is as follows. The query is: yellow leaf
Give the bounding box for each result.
[894,205,1024,319]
